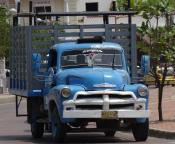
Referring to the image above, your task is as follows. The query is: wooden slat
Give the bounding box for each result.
[83,32,105,36]
[58,25,79,29]
[32,25,53,30]
[32,41,52,46]
[109,31,130,36]
[32,33,53,38]
[58,32,80,37]
[32,48,49,53]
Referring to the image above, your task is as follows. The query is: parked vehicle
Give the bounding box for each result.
[143,66,175,86]
[10,11,150,142]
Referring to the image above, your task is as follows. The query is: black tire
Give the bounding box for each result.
[51,107,66,142]
[132,119,149,142]
[31,122,44,139]
[104,130,116,137]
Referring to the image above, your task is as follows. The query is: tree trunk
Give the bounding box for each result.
[165,13,170,27]
[158,84,163,121]
[158,65,167,121]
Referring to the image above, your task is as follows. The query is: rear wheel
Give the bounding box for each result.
[31,122,44,139]
[51,107,66,142]
[132,119,149,141]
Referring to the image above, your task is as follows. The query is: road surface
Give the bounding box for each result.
[0,100,175,144]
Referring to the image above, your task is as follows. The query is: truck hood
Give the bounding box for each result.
[57,68,130,90]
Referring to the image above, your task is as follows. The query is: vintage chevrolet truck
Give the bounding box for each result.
[10,11,150,142]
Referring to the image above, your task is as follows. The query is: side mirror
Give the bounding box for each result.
[32,53,41,75]
[141,55,150,75]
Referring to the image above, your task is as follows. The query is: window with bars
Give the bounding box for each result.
[85,2,98,11]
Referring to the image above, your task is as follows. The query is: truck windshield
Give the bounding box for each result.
[61,48,122,69]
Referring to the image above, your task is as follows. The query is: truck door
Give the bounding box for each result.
[49,49,57,72]
[45,49,57,87]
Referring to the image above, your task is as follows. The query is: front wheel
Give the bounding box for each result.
[51,107,66,142]
[132,119,149,141]
[104,130,116,137]
[31,122,44,139]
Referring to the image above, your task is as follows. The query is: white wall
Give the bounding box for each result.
[19,0,30,25]
[20,0,29,12]
[51,0,64,12]
[0,58,6,93]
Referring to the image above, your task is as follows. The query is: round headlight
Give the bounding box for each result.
[138,86,148,97]
[61,88,71,98]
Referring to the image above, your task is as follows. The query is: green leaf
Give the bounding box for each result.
[0,6,10,59]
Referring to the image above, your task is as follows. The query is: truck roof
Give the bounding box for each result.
[53,42,123,53]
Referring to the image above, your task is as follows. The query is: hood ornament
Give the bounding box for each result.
[93,83,116,88]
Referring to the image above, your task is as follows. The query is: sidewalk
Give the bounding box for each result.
[149,86,175,139]
[0,94,15,104]
[0,87,175,139]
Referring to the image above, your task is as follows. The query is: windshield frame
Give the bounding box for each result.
[60,48,124,70]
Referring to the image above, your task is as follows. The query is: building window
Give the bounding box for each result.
[86,2,98,11]
[34,6,51,20]
[35,6,51,13]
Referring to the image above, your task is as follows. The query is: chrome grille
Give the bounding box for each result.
[76,105,103,110]
[76,94,133,100]
[76,94,102,100]
[109,94,132,99]
[109,103,134,109]
[74,92,135,110]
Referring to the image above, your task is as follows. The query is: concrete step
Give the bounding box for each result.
[3,88,9,94]
[0,94,15,104]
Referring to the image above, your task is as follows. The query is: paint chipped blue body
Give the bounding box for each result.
[44,42,149,124]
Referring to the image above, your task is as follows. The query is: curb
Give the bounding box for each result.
[149,128,175,139]
[0,95,15,104]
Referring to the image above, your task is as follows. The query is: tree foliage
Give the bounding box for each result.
[116,0,145,10]
[0,6,10,59]
[115,0,175,121]
[135,0,175,121]
[116,0,128,11]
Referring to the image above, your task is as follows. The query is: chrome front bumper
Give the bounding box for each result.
[63,109,149,118]
[63,90,149,119]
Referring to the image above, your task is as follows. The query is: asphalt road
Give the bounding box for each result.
[0,101,175,144]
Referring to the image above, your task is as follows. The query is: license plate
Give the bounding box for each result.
[101,111,118,119]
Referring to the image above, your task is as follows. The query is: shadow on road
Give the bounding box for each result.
[0,133,135,144]
[150,119,175,124]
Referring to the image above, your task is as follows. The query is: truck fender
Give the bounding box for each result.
[48,99,59,122]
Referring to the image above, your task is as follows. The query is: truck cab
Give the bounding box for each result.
[35,39,150,142]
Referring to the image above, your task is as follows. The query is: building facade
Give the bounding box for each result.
[0,0,16,8]
[14,0,114,25]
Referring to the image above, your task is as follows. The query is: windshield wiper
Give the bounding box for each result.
[112,50,115,69]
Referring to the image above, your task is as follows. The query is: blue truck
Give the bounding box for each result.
[10,11,150,142]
